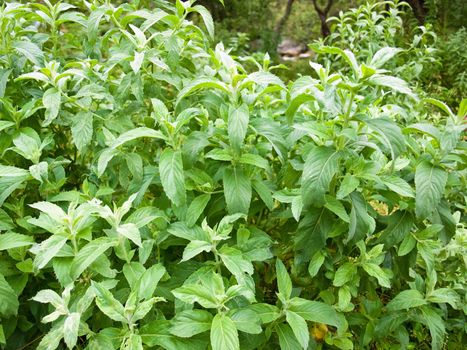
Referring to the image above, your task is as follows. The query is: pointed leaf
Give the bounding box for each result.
[63,313,80,349]
[92,282,126,323]
[228,104,249,152]
[223,167,251,214]
[70,237,115,279]
[0,273,18,317]
[160,148,186,206]
[170,309,213,337]
[210,313,239,350]
[415,161,447,219]
[285,311,309,349]
[0,232,34,250]
[387,290,427,311]
[302,147,340,206]
[276,259,292,299]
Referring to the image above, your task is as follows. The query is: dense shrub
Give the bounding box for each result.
[0,1,465,349]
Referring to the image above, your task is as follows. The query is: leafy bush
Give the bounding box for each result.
[0,1,465,349]
[321,0,466,108]
[429,28,467,106]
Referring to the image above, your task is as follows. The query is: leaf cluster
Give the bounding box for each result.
[0,1,465,349]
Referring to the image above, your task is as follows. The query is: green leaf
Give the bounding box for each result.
[276,259,292,300]
[418,306,446,350]
[308,251,325,278]
[32,289,63,308]
[362,64,377,79]
[137,263,166,300]
[325,195,350,222]
[219,246,254,280]
[131,51,145,73]
[251,120,288,163]
[97,128,165,177]
[228,309,262,334]
[275,323,302,350]
[36,323,63,350]
[245,71,284,88]
[181,240,212,262]
[415,161,447,219]
[123,262,145,287]
[205,149,233,161]
[239,153,269,170]
[0,273,19,317]
[423,98,456,120]
[426,288,460,309]
[370,47,402,68]
[291,196,303,222]
[251,179,274,210]
[348,192,375,242]
[128,334,143,350]
[168,222,209,241]
[369,75,414,96]
[285,310,309,349]
[378,211,414,247]
[0,232,34,250]
[210,313,239,350]
[71,111,93,152]
[132,297,163,323]
[112,128,166,149]
[30,201,67,223]
[13,41,44,66]
[381,176,414,198]
[405,123,441,141]
[333,262,357,287]
[170,309,213,337]
[186,194,211,227]
[248,304,281,324]
[92,282,126,323]
[312,45,359,76]
[365,118,406,159]
[191,5,214,39]
[361,263,391,288]
[228,104,249,152]
[288,298,341,329]
[63,312,80,349]
[0,209,14,232]
[397,234,416,256]
[176,78,228,105]
[42,88,61,126]
[160,148,186,206]
[172,285,218,309]
[0,165,30,177]
[285,93,315,124]
[387,290,427,311]
[302,146,340,206]
[31,235,68,271]
[0,121,15,133]
[117,223,142,247]
[141,320,206,350]
[223,167,251,214]
[0,176,29,206]
[70,237,115,280]
[0,69,11,98]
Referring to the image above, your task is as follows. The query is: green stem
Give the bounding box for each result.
[343,90,355,128]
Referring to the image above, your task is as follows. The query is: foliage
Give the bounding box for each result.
[318,0,466,108]
[427,28,467,106]
[0,1,465,350]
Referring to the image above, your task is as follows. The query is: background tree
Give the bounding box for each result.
[311,0,334,37]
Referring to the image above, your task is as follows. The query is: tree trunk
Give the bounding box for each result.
[406,0,427,24]
[274,0,296,43]
[311,0,334,37]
